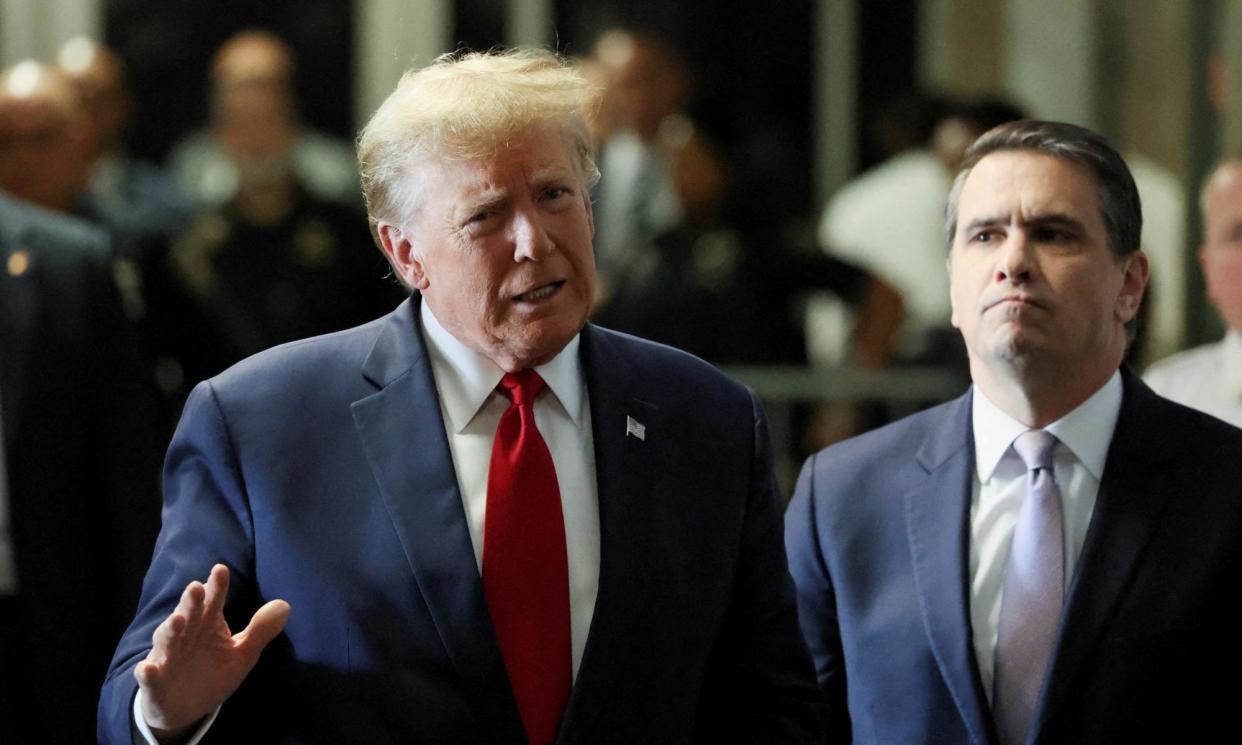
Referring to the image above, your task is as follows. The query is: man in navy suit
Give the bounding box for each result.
[786,120,1242,744]
[100,49,822,744]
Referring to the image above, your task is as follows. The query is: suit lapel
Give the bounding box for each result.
[903,391,996,745]
[1035,371,1175,738]
[349,299,526,743]
[0,211,38,438]
[558,325,664,733]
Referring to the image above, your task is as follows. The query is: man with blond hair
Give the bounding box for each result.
[100,49,822,744]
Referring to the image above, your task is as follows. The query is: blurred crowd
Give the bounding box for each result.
[1,25,1241,743]
[0,31,406,437]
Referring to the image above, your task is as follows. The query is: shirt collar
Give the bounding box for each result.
[972,370,1122,483]
[420,302,586,434]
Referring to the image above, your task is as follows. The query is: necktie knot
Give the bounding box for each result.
[499,369,546,408]
[1013,429,1057,472]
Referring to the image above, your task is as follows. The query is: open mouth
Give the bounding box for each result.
[513,281,564,302]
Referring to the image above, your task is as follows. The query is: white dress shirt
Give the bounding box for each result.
[420,303,600,677]
[968,371,1122,697]
[1144,330,1242,429]
[136,306,602,743]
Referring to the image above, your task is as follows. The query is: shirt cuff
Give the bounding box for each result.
[133,687,220,745]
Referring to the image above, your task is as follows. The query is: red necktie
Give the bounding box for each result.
[483,369,571,745]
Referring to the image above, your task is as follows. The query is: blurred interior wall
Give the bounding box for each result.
[1221,0,1242,157]
[814,0,857,204]
[351,0,556,126]
[917,0,1003,99]
[353,0,451,126]
[0,0,101,65]
[507,0,552,48]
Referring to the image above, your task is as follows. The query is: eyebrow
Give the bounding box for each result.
[963,212,1086,234]
[530,166,576,187]
[457,189,509,220]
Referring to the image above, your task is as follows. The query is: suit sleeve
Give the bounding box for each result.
[98,381,260,744]
[785,454,851,743]
[691,390,826,744]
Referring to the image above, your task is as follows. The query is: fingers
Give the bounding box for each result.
[146,566,222,673]
[134,659,159,688]
[234,599,292,661]
[201,564,231,621]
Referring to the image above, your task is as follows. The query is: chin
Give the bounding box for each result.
[986,331,1041,366]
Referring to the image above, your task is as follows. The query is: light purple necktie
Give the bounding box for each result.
[993,429,1064,745]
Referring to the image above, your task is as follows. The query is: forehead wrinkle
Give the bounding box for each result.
[1020,213,1086,229]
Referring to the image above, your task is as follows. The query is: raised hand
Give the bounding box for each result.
[134,564,291,742]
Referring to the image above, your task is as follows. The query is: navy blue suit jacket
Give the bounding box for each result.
[786,370,1242,744]
[100,298,822,743]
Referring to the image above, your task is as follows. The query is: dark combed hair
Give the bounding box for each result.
[944,120,1142,259]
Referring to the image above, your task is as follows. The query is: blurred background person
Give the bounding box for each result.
[0,57,195,431]
[587,26,912,468]
[167,29,360,211]
[589,29,691,290]
[120,30,405,415]
[56,36,196,253]
[810,96,1026,370]
[595,115,902,369]
[0,182,161,743]
[148,137,406,410]
[1144,157,1242,427]
[0,60,94,215]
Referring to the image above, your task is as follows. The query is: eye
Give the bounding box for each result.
[463,207,499,228]
[969,229,999,244]
[1032,226,1075,243]
[540,185,572,203]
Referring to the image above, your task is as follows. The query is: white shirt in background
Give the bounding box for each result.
[1144,330,1242,429]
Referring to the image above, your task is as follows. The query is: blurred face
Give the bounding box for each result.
[380,125,597,371]
[949,151,1147,385]
[0,97,91,211]
[1200,163,1242,333]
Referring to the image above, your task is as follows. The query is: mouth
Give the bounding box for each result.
[512,280,565,303]
[986,295,1046,312]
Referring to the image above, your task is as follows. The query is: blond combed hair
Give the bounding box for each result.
[357,48,601,240]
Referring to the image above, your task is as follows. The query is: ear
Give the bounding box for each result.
[376,222,429,290]
[1115,250,1150,324]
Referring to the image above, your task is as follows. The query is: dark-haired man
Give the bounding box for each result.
[787,120,1242,744]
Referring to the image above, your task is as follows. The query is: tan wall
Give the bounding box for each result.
[917,0,1005,97]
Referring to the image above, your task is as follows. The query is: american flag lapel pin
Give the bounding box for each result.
[625,415,646,441]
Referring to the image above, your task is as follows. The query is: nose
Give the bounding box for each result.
[511,208,553,262]
[995,232,1035,284]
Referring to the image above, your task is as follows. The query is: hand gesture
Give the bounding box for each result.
[134,564,291,742]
